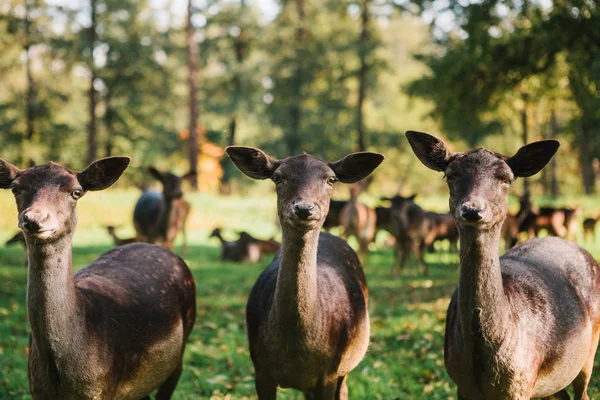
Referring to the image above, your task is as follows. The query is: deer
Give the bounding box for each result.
[209,227,262,263]
[382,194,430,275]
[105,225,137,246]
[339,184,377,263]
[133,168,194,253]
[0,157,196,400]
[406,130,600,400]
[244,232,281,255]
[517,195,581,242]
[423,211,458,254]
[583,216,600,242]
[322,199,347,231]
[226,146,383,399]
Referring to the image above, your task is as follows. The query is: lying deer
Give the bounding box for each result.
[245,232,281,255]
[226,146,383,399]
[339,184,377,262]
[133,168,194,252]
[105,225,137,246]
[517,196,580,242]
[0,157,196,399]
[406,130,600,400]
[209,228,262,263]
[583,216,600,242]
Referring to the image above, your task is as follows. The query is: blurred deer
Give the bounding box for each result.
[133,168,194,252]
[339,184,377,263]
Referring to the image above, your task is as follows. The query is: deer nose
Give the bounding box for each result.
[293,203,315,220]
[460,203,484,222]
[21,210,49,233]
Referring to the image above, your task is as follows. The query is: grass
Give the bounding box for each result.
[1,190,600,399]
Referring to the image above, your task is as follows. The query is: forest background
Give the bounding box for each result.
[0,0,598,198]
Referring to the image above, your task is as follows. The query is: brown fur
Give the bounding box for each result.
[226,146,383,399]
[407,130,600,400]
[0,158,196,400]
[384,195,430,275]
[133,168,194,253]
[518,196,581,242]
[210,228,262,263]
[583,216,600,242]
[339,184,377,263]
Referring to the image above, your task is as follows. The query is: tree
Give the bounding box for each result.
[187,0,199,189]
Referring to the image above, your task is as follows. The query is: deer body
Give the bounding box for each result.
[385,195,429,275]
[226,146,383,399]
[0,158,196,400]
[210,228,261,263]
[445,235,599,399]
[339,185,377,261]
[406,131,600,400]
[583,217,599,242]
[133,169,193,252]
[247,232,370,392]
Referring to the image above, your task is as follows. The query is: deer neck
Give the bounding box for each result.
[26,230,86,363]
[272,223,320,334]
[457,223,510,343]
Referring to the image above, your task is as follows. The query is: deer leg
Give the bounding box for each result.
[155,359,183,400]
[358,238,369,267]
[571,329,600,400]
[414,240,428,276]
[392,241,402,276]
[335,375,348,400]
[397,241,411,276]
[311,379,338,400]
[255,372,277,400]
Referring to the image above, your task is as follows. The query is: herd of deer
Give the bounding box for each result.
[1,130,599,399]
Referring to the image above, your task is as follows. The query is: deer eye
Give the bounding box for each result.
[327,176,337,186]
[71,189,83,199]
[10,185,19,195]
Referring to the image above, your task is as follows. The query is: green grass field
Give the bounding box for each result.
[1,190,600,399]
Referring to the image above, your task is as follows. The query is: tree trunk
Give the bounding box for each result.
[24,45,35,167]
[288,0,305,156]
[23,2,35,167]
[521,93,530,197]
[356,0,370,152]
[549,108,559,198]
[104,91,114,157]
[87,0,97,165]
[581,125,596,195]
[187,0,199,190]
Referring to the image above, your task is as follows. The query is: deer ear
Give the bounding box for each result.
[0,159,20,189]
[147,167,163,182]
[506,140,560,178]
[330,152,384,184]
[225,146,279,180]
[405,131,452,172]
[78,157,130,191]
[408,194,417,201]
